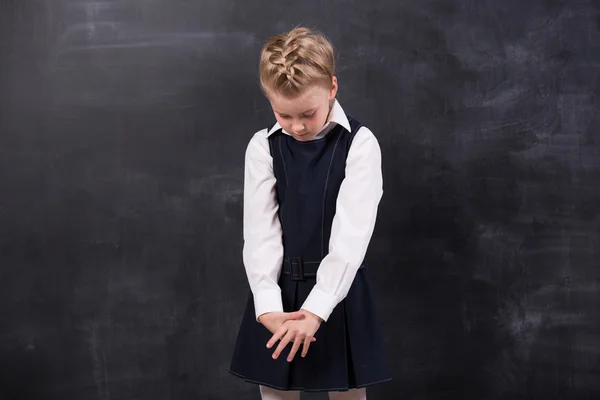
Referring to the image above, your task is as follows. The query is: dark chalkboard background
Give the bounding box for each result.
[1,0,599,399]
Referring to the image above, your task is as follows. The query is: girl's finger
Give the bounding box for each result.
[266,325,287,349]
[301,336,312,357]
[287,335,304,362]
[272,330,295,359]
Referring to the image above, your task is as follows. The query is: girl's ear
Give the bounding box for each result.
[329,76,338,100]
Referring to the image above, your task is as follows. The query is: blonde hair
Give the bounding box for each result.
[259,26,335,98]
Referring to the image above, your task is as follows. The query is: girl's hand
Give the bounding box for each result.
[267,309,323,362]
[258,311,305,334]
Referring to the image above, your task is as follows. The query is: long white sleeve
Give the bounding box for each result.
[242,129,284,320]
[300,127,383,322]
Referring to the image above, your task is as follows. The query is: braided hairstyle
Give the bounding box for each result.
[259,27,335,98]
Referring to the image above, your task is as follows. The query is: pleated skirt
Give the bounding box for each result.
[229,266,392,392]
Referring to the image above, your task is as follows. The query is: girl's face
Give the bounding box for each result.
[267,77,338,142]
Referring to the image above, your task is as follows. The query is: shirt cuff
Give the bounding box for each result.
[300,288,338,322]
[253,289,283,321]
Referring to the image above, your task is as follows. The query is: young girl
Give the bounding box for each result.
[229,26,391,399]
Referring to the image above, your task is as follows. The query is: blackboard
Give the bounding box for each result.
[1,0,599,399]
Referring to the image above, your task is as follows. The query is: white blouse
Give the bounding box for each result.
[242,100,383,322]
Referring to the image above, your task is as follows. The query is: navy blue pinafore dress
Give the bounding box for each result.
[229,118,391,392]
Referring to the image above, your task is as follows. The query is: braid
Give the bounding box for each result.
[268,38,304,88]
[259,27,335,97]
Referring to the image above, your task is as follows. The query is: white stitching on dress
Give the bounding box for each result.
[278,134,289,187]
[321,131,343,258]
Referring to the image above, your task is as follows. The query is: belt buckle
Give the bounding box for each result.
[290,257,304,281]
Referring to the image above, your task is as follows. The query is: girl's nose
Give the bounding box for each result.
[292,122,305,132]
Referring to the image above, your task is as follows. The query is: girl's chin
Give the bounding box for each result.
[293,133,314,141]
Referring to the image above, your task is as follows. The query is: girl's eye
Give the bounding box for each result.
[279,113,314,119]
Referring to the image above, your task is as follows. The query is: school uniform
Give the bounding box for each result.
[229,100,391,393]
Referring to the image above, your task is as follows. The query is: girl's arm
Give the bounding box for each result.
[242,129,285,321]
[300,126,383,322]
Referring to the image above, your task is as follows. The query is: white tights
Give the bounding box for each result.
[259,385,367,399]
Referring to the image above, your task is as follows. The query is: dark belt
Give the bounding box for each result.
[281,257,365,281]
